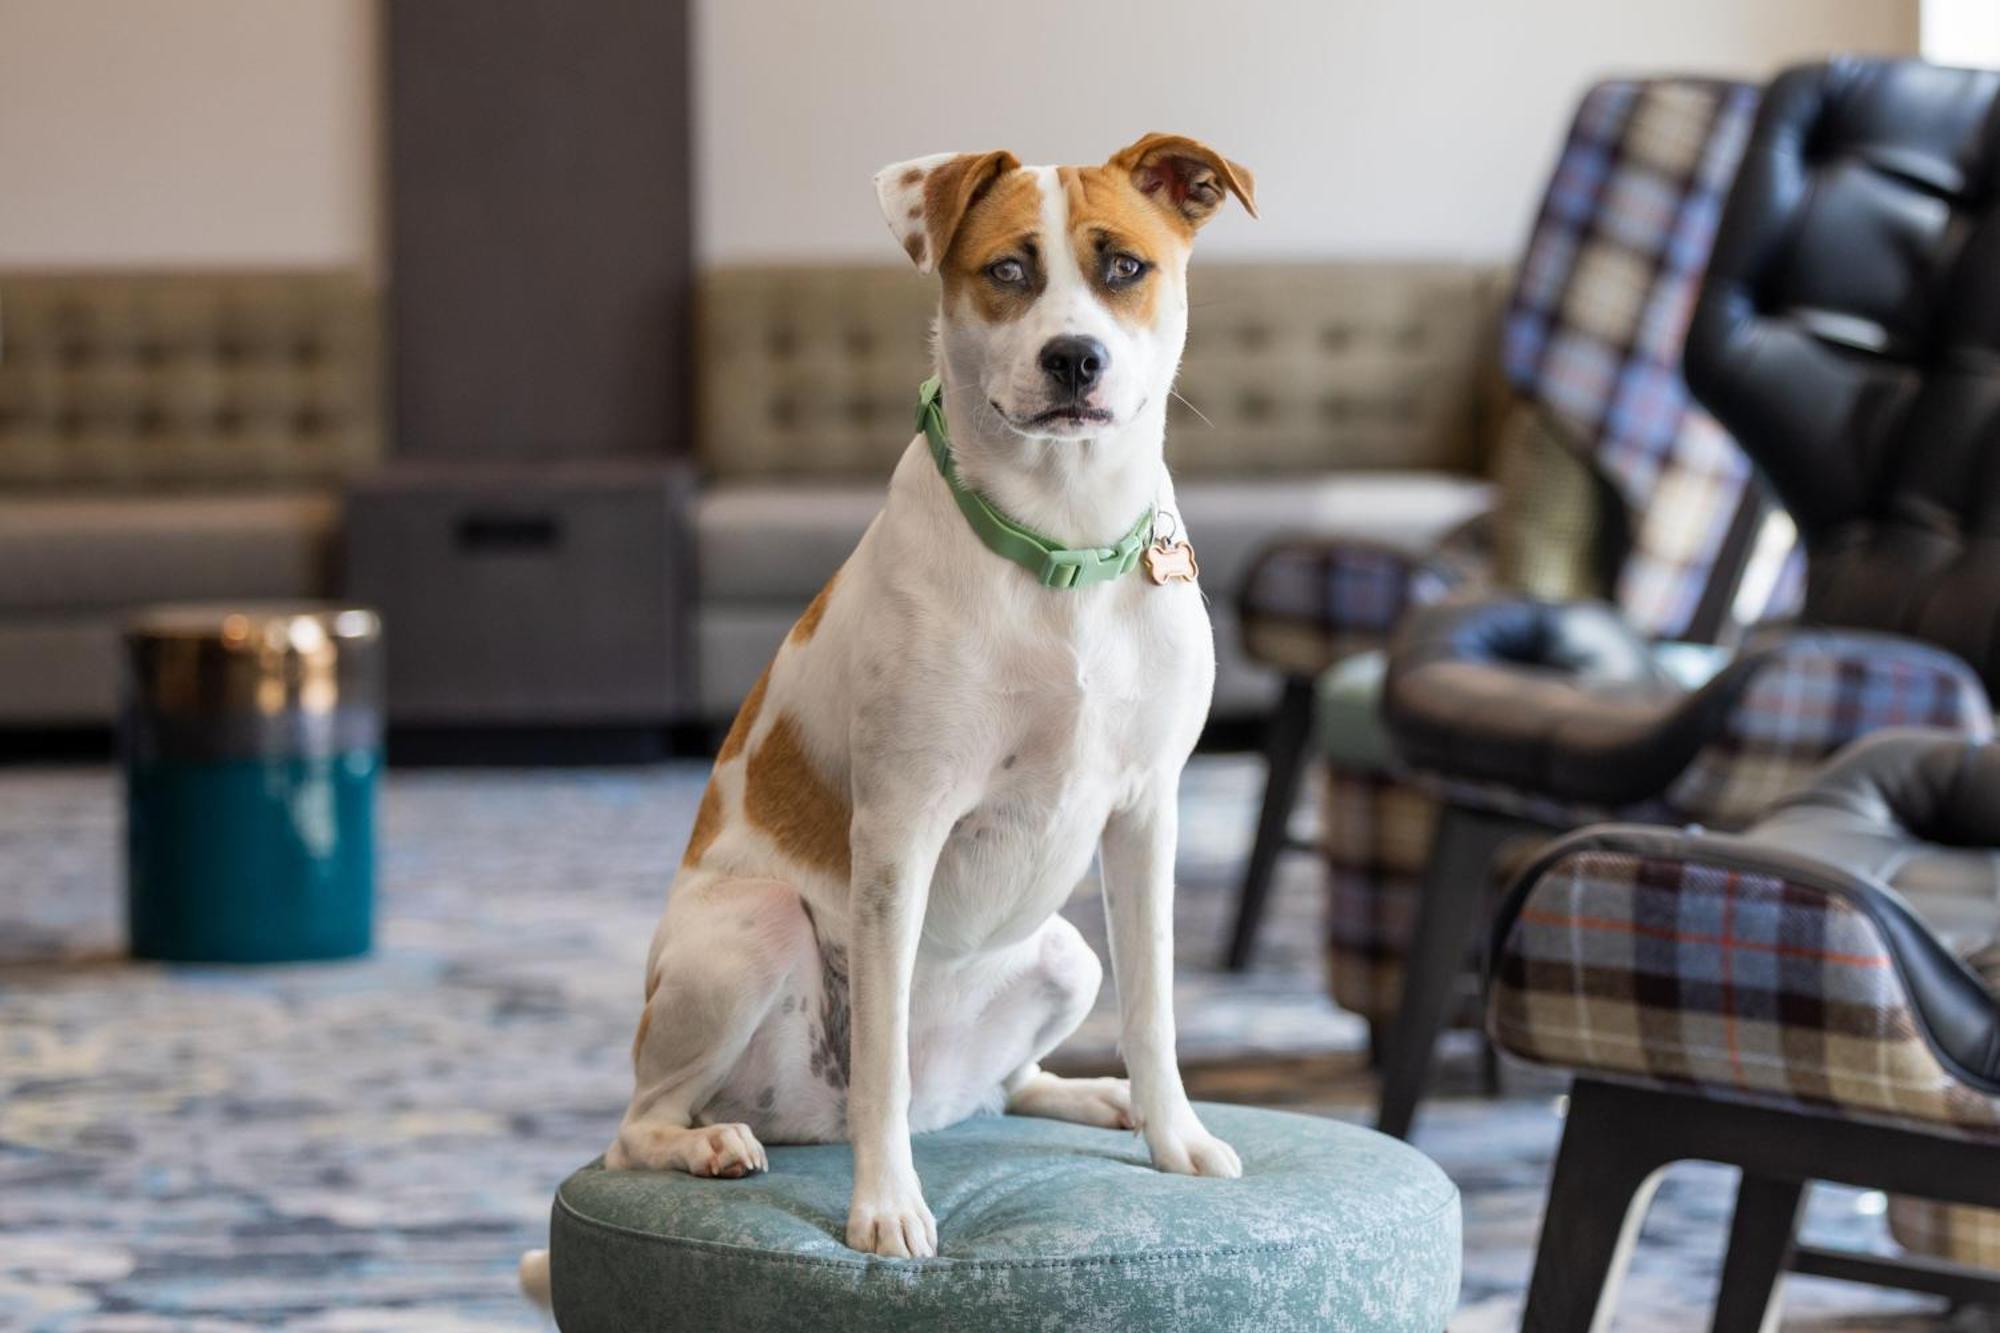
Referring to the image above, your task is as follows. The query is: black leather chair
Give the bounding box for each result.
[1373,58,2000,1139]
[1492,730,2000,1329]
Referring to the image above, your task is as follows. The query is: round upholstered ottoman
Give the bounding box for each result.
[548,1102,1459,1332]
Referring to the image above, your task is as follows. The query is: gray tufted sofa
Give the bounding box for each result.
[0,263,1504,729]
[693,263,1504,718]
[0,272,380,724]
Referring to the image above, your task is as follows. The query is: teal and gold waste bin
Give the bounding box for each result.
[123,605,383,963]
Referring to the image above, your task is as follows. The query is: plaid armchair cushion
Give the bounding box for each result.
[1490,833,2000,1139]
[1237,531,1483,680]
[1665,629,1995,829]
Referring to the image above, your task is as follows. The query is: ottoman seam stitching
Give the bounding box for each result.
[552,1185,1459,1272]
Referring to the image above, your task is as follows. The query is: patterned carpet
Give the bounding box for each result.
[0,756,1975,1330]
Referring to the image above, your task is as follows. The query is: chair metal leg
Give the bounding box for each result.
[1367,1020,1389,1071]
[1224,675,1318,972]
[1374,804,1518,1139]
[1521,1079,1675,1333]
[1711,1173,1805,1333]
[1479,1032,1503,1097]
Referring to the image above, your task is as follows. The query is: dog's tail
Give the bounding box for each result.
[519,1248,553,1310]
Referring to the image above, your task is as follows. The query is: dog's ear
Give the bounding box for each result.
[874,150,1021,275]
[1107,134,1257,230]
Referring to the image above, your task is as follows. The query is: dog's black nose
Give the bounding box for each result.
[1039,336,1109,394]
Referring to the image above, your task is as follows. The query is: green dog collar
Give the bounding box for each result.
[917,376,1154,590]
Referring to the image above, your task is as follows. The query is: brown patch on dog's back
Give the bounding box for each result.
[744,713,851,877]
[716,668,770,765]
[681,781,725,868]
[789,569,840,645]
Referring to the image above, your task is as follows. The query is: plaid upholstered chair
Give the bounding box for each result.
[1375,58,2000,1142]
[1492,731,2000,1327]
[1228,78,1778,996]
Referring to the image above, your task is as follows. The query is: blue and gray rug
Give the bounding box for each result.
[0,758,1967,1329]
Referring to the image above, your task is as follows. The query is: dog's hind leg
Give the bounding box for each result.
[606,878,812,1176]
[908,914,1135,1131]
[997,916,1137,1130]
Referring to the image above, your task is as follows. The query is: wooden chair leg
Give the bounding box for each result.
[1521,1081,2000,1327]
[1374,805,1515,1139]
[1711,1173,1805,1333]
[1522,1079,1675,1333]
[1224,675,1317,972]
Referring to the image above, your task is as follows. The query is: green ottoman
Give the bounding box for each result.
[549,1103,1460,1332]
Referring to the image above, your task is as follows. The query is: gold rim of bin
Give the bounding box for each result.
[124,603,383,721]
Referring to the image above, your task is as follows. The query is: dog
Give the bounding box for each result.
[522,133,1254,1298]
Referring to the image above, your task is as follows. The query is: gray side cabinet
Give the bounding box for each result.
[342,462,696,726]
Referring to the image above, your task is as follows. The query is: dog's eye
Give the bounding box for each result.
[1106,254,1150,285]
[986,258,1027,286]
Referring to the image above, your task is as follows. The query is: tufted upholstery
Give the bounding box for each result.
[0,271,376,724]
[1686,59,2000,697]
[0,272,381,490]
[1170,264,1503,475]
[696,263,1504,480]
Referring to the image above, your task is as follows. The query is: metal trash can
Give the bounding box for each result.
[122,604,384,962]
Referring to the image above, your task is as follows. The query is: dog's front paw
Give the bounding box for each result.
[846,1174,938,1258]
[1146,1116,1243,1179]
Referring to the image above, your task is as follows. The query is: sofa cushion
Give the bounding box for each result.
[0,272,381,490]
[0,493,338,614]
[697,483,880,604]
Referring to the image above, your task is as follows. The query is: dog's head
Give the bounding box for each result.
[876,136,1255,443]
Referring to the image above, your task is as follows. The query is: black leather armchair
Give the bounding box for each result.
[1688,60,2000,675]
[1372,59,2000,1139]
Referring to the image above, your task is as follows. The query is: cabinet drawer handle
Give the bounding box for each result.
[455,512,562,552]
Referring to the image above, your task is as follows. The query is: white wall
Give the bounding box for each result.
[1923,0,2000,66]
[696,0,1917,264]
[0,0,1918,272]
[0,0,378,270]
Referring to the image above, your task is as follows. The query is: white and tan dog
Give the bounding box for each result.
[525,133,1254,1292]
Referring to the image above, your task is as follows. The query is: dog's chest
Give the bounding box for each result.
[920,590,1208,955]
[923,756,1119,956]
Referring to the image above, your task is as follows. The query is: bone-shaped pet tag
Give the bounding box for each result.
[1142,537,1200,585]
